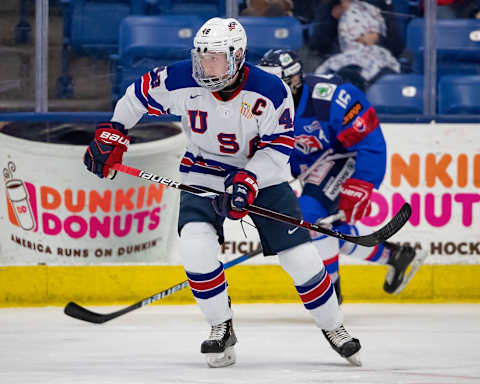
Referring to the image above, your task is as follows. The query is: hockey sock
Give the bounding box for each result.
[180,222,232,325]
[278,242,343,330]
[186,263,232,325]
[312,234,340,283]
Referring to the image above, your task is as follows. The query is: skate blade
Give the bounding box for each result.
[346,351,362,367]
[205,346,236,368]
[392,250,428,295]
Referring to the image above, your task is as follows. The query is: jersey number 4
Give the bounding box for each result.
[279,108,293,129]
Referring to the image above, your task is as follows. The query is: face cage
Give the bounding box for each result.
[191,50,237,92]
[258,65,301,92]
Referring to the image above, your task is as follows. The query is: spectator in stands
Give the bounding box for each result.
[314,0,400,91]
[240,0,294,16]
[309,0,405,60]
[292,0,323,23]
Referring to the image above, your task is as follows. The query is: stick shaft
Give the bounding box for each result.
[112,163,411,247]
[64,247,264,323]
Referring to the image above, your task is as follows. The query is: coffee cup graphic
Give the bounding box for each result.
[5,178,35,231]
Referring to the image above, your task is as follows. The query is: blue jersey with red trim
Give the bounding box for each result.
[289,74,386,189]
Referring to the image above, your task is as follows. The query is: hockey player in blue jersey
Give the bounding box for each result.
[83,18,362,367]
[258,49,427,304]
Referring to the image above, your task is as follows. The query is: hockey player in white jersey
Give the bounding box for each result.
[83,17,361,368]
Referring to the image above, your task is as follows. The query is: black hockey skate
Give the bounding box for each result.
[383,242,428,294]
[201,319,237,368]
[333,277,343,305]
[322,325,361,366]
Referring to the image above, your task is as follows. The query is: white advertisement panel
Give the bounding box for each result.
[221,124,480,265]
[0,129,185,265]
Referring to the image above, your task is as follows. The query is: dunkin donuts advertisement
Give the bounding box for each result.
[222,124,480,265]
[0,132,184,265]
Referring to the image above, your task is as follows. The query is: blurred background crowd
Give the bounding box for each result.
[1,0,479,116]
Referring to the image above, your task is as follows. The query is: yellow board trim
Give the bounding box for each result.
[1,265,480,307]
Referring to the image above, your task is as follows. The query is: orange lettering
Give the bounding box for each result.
[147,184,164,206]
[137,186,145,209]
[391,153,419,187]
[426,154,452,187]
[115,188,135,212]
[89,190,112,213]
[475,154,480,188]
[41,186,61,210]
[65,189,86,213]
[457,154,467,188]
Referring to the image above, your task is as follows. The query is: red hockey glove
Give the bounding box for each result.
[212,170,259,220]
[339,178,374,224]
[83,122,130,179]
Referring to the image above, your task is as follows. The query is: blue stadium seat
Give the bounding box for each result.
[57,0,148,97]
[366,74,423,114]
[62,0,149,54]
[406,18,480,75]
[149,0,225,17]
[438,75,480,114]
[237,17,304,64]
[392,0,410,15]
[113,15,203,100]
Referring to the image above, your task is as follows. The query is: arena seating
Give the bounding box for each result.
[406,18,480,76]
[113,15,203,100]
[147,0,225,17]
[61,0,146,55]
[438,75,480,114]
[57,0,148,97]
[237,17,304,64]
[366,74,424,114]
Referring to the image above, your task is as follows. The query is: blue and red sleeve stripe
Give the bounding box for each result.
[257,130,294,156]
[133,70,167,115]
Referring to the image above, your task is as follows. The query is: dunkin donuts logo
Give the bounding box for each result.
[362,153,480,228]
[4,161,166,239]
[4,161,37,231]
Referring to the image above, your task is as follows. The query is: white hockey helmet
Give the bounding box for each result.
[192,17,247,91]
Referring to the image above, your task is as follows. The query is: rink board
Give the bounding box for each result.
[1,264,480,306]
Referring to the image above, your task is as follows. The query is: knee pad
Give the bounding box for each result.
[180,222,220,274]
[278,242,325,286]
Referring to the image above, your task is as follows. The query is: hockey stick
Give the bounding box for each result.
[64,247,263,324]
[64,211,344,324]
[110,163,412,247]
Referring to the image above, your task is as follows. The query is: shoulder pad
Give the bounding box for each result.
[304,74,344,120]
[164,60,198,91]
[304,74,344,103]
[244,63,288,109]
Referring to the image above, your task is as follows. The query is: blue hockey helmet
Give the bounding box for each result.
[258,49,303,92]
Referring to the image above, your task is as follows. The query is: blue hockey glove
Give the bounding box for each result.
[212,169,259,220]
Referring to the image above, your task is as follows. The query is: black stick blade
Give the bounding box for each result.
[64,301,110,324]
[343,203,412,247]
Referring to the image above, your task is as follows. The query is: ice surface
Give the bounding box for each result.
[1,304,479,384]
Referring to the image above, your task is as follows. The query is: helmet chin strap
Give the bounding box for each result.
[292,83,303,109]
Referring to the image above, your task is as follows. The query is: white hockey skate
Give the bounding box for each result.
[201,319,237,368]
[384,243,428,295]
[322,325,362,366]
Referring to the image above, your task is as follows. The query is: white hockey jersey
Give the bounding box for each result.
[112,61,295,192]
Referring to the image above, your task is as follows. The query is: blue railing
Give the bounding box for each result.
[0,112,479,124]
